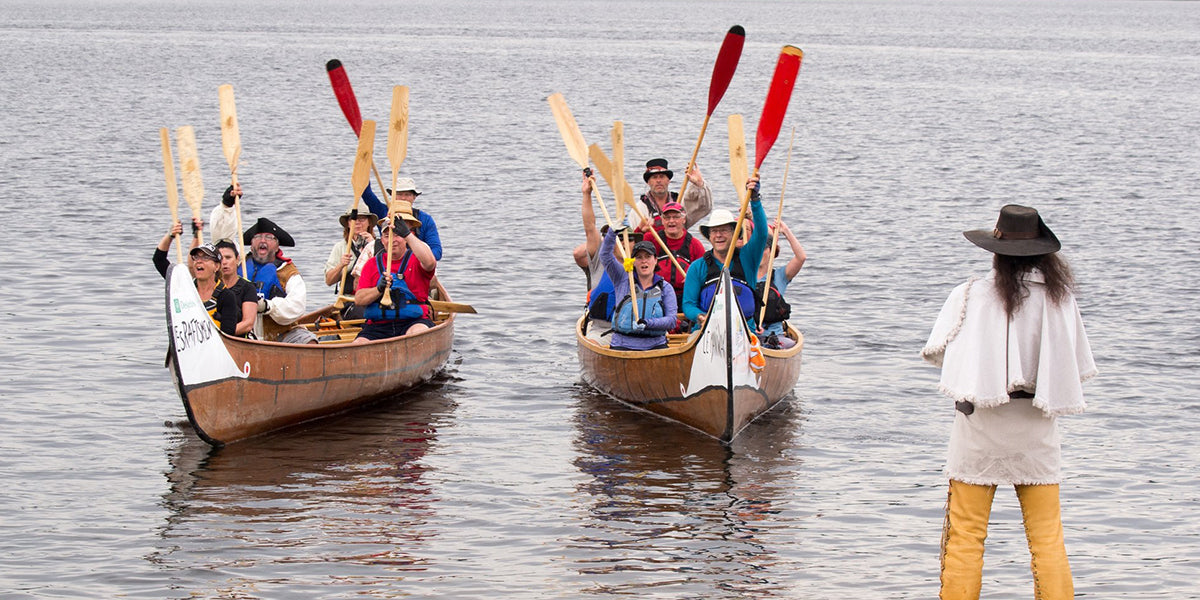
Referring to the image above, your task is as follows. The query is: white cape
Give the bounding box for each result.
[921,271,1096,417]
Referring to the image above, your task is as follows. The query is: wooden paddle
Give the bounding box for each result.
[609,122,639,321]
[758,126,796,326]
[677,25,745,202]
[325,59,387,193]
[175,125,205,244]
[724,114,749,270]
[159,128,185,264]
[546,93,630,264]
[217,84,246,276]
[381,85,409,308]
[726,46,804,270]
[590,144,688,281]
[337,119,375,311]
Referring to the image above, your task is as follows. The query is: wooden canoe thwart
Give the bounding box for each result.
[576,270,803,443]
[164,264,454,446]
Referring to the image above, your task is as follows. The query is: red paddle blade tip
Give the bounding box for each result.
[707,25,746,115]
[754,46,804,171]
[325,58,363,137]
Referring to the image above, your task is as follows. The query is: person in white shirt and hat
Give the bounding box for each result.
[922,204,1097,600]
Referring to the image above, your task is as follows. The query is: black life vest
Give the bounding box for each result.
[755,278,792,325]
[656,231,697,292]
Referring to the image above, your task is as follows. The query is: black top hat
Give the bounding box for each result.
[242,217,296,247]
[643,158,673,182]
[963,204,1060,256]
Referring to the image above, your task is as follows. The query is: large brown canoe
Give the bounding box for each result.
[164,264,454,446]
[576,271,803,442]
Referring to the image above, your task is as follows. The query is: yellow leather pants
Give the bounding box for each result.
[940,480,1073,599]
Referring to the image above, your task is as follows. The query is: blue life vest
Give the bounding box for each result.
[586,271,617,321]
[699,251,757,320]
[245,259,285,300]
[363,252,424,321]
[612,280,667,336]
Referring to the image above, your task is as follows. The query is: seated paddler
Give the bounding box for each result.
[324,205,378,319]
[242,217,317,344]
[352,205,437,344]
[600,226,678,351]
[681,176,769,332]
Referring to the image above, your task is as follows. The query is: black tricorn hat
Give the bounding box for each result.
[242,217,295,247]
[963,204,1060,256]
[643,158,673,182]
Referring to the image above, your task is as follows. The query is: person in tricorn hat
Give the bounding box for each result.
[358,177,443,260]
[921,204,1096,600]
[638,157,712,230]
[241,216,317,344]
[324,205,378,318]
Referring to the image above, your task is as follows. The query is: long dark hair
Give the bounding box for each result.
[993,252,1074,318]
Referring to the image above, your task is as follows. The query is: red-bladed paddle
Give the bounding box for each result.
[726,46,804,269]
[326,59,387,193]
[676,25,745,201]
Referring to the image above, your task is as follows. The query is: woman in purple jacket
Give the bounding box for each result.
[600,228,677,351]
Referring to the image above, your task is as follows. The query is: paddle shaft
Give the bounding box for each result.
[382,86,409,307]
[345,119,376,309]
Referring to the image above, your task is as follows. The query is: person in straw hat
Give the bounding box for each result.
[359,177,442,260]
[921,204,1097,600]
[324,205,379,318]
[352,204,437,343]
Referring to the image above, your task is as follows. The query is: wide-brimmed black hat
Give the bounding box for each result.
[643,158,673,182]
[242,217,295,247]
[963,204,1060,256]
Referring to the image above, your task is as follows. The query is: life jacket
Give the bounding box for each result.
[699,251,757,320]
[612,279,667,336]
[655,231,697,293]
[200,287,221,330]
[244,256,291,300]
[363,251,425,321]
[586,271,617,321]
[337,238,372,295]
[755,278,792,325]
[639,191,679,224]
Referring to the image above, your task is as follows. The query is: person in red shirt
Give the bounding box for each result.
[352,205,437,343]
[648,202,705,303]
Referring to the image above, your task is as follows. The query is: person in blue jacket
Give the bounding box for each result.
[600,230,677,351]
[360,177,442,260]
[681,177,769,332]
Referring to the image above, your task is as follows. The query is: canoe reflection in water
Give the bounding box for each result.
[152,387,455,593]
[568,384,804,595]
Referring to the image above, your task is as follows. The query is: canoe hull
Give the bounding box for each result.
[576,315,802,442]
[165,264,453,446]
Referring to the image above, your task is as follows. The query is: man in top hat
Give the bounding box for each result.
[359,177,442,260]
[638,158,711,231]
[241,216,317,344]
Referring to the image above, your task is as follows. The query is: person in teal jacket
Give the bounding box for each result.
[681,177,768,332]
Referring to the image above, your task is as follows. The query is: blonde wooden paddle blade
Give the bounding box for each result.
[728,114,749,206]
[387,85,409,183]
[352,120,376,201]
[175,125,204,221]
[160,128,180,223]
[547,92,588,169]
[217,84,240,176]
[611,121,626,221]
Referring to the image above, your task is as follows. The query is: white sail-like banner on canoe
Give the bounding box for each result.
[683,269,757,396]
[166,264,248,386]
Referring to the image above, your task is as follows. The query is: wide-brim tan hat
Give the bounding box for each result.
[387,177,422,197]
[699,208,737,238]
[339,206,379,230]
[963,204,1061,256]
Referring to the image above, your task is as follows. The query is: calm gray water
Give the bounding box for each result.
[1,0,1198,597]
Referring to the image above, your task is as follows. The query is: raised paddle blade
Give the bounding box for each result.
[708,25,746,115]
[727,114,749,205]
[326,58,363,136]
[547,92,589,169]
[217,84,241,176]
[160,128,181,223]
[175,125,205,221]
[429,299,477,314]
[387,86,409,183]
[352,120,376,201]
[755,46,804,172]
